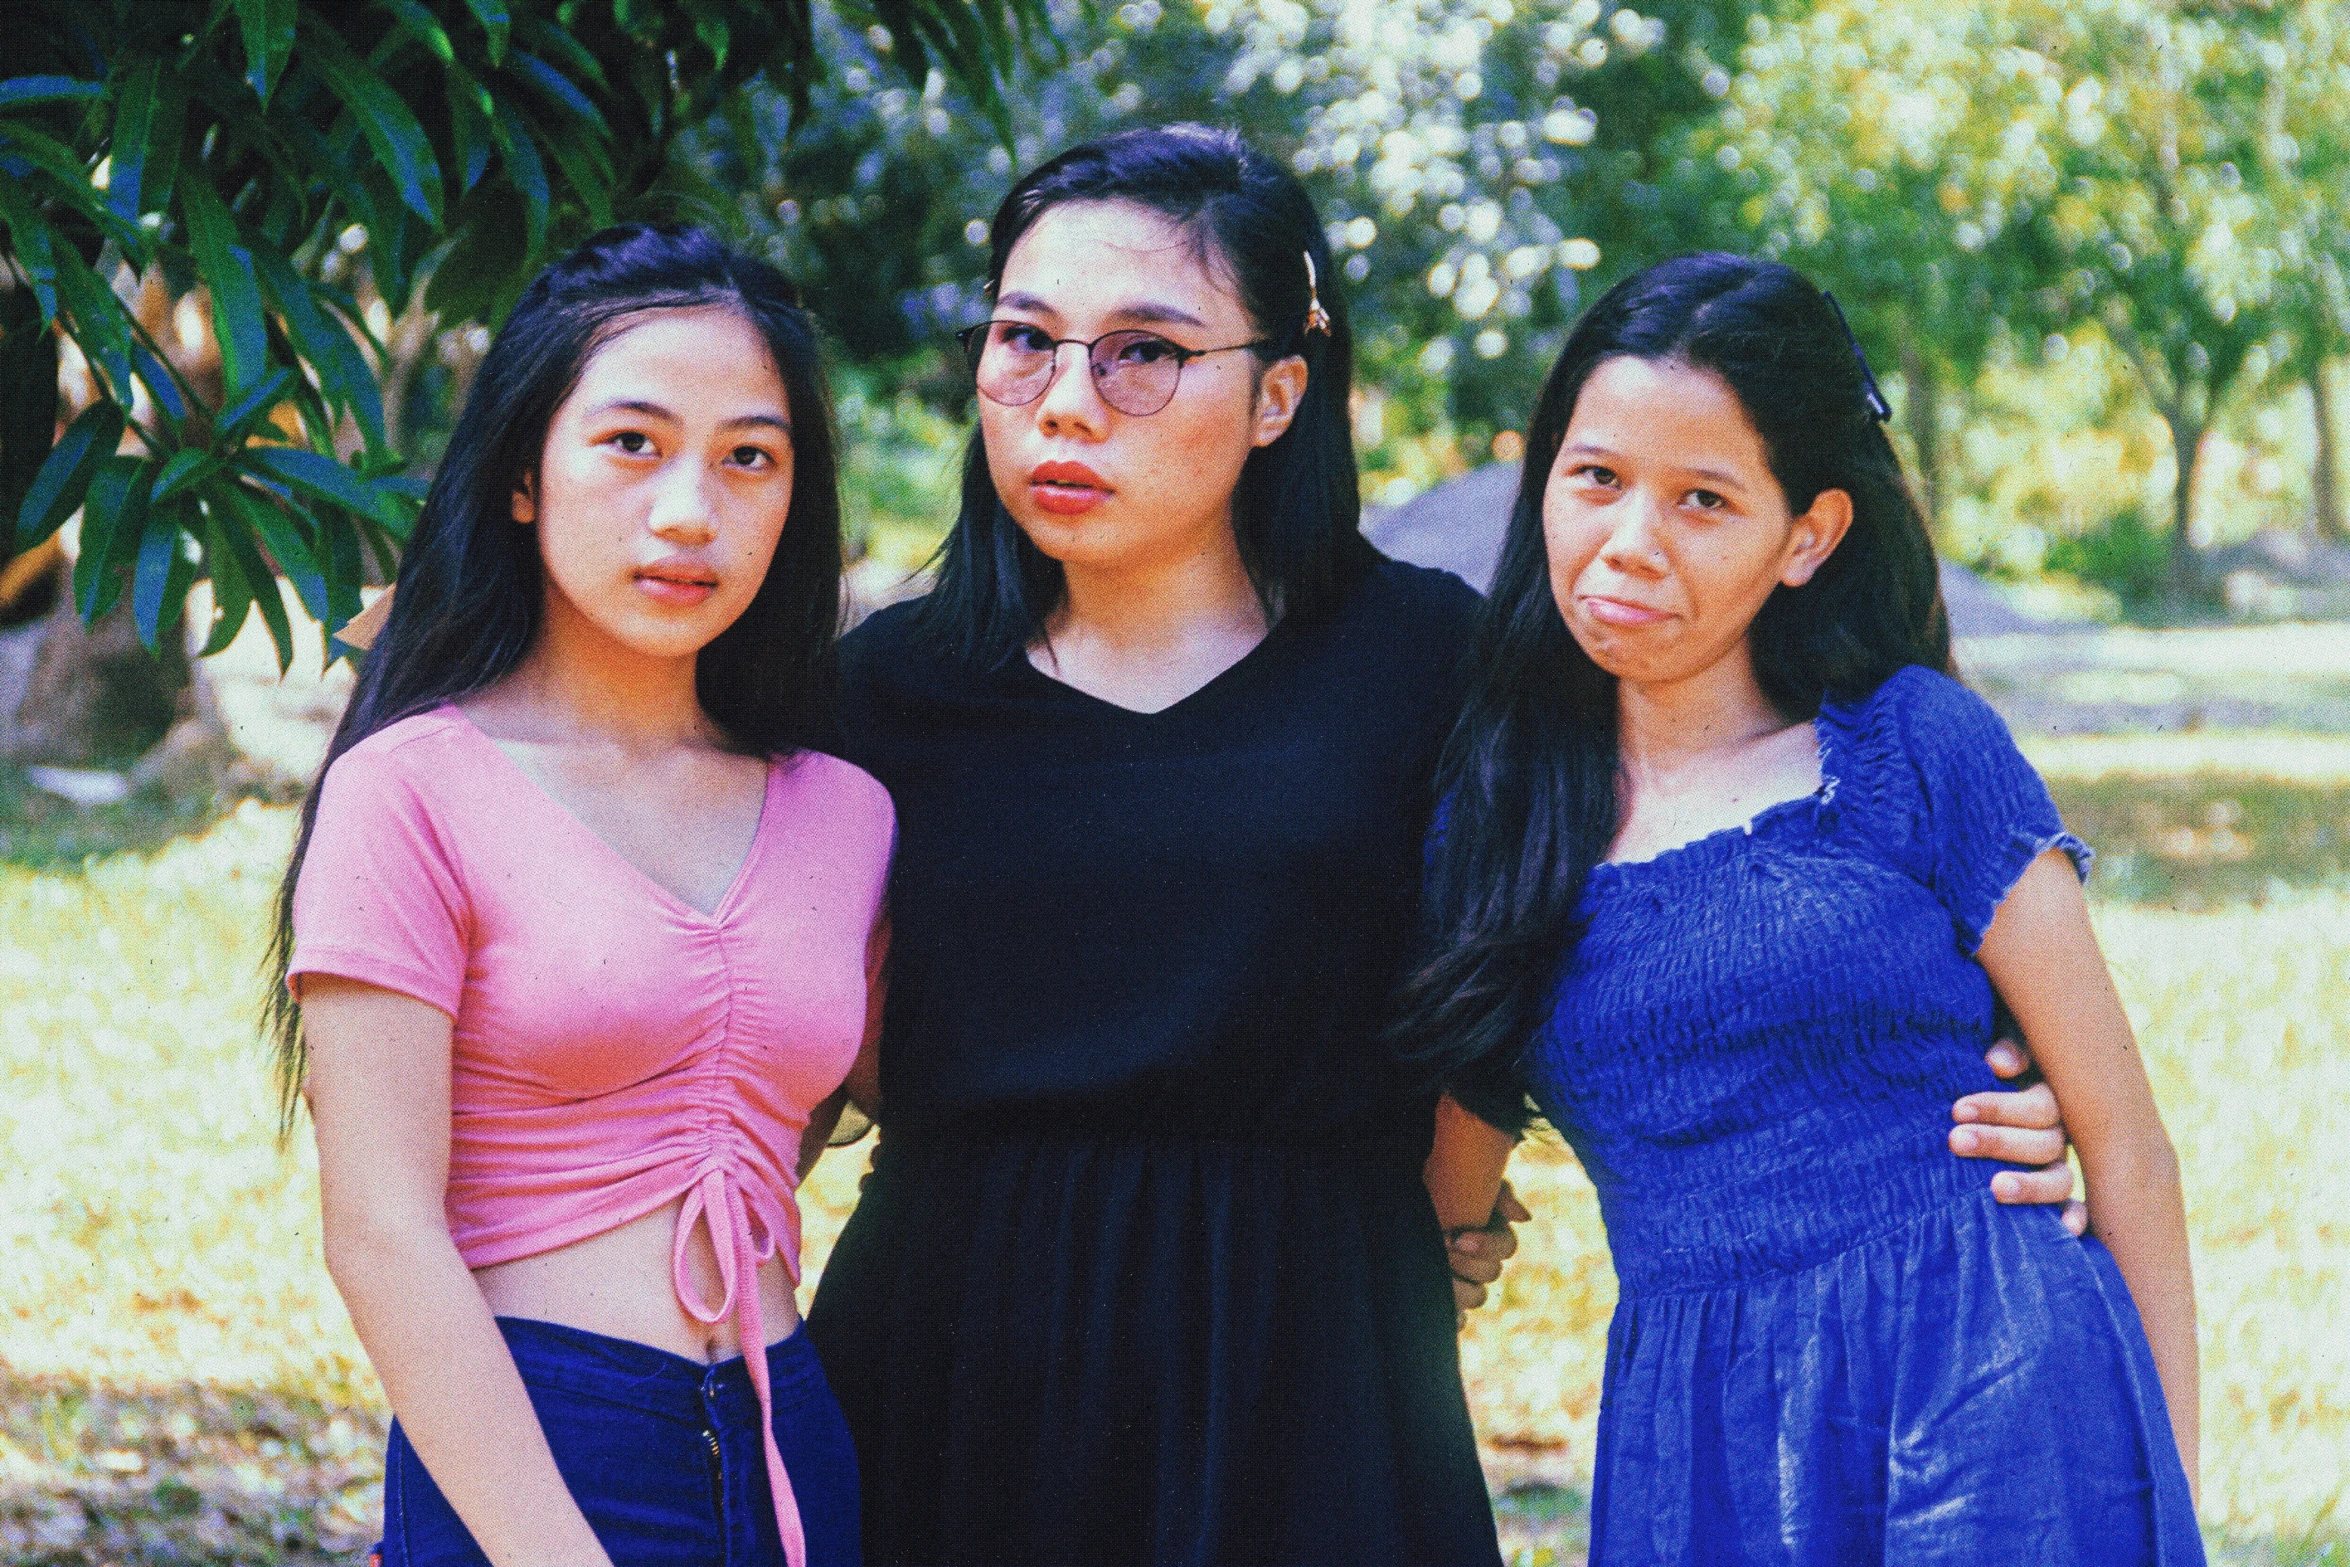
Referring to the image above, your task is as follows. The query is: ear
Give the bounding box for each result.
[511,472,537,525]
[1250,356,1309,448]
[1780,486,1854,587]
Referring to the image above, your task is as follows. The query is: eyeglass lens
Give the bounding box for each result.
[967,323,1191,417]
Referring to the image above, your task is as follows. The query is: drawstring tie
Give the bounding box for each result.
[673,1164,806,1567]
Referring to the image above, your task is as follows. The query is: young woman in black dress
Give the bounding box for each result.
[802,125,2081,1566]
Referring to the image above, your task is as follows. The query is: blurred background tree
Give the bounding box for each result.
[7,0,2349,777]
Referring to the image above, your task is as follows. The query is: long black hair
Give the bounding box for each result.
[1392,253,1952,1132]
[263,224,844,1132]
[919,123,1375,665]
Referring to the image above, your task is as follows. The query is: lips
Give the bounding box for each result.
[634,559,719,608]
[1580,594,1670,628]
[1029,460,1112,517]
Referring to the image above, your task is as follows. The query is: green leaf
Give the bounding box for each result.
[512,18,611,92]
[674,0,732,69]
[250,248,385,453]
[487,95,549,257]
[426,183,528,322]
[301,16,444,225]
[378,0,456,64]
[152,450,213,505]
[216,479,328,626]
[106,59,185,229]
[180,179,270,398]
[132,343,189,421]
[246,445,405,529]
[51,243,137,400]
[446,66,495,193]
[198,511,257,657]
[509,53,609,140]
[14,400,122,554]
[0,123,118,229]
[74,458,149,622]
[0,77,107,111]
[319,507,364,633]
[205,493,295,668]
[235,0,297,103]
[131,507,185,650]
[0,175,59,321]
[215,366,295,447]
[461,0,511,65]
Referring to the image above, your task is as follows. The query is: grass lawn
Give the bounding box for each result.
[3,771,2345,1564]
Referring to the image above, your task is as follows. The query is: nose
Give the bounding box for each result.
[1596,490,1666,577]
[646,457,718,546]
[1033,341,1109,438]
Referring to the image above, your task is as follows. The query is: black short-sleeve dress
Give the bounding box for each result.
[805,555,1503,1567]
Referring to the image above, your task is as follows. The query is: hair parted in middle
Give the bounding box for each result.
[1389,251,1954,1134]
[918,122,1376,665]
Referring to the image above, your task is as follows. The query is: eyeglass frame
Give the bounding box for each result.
[955,320,1278,417]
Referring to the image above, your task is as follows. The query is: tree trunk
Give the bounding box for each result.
[2313,363,2347,543]
[1902,342,1945,525]
[0,558,191,767]
[2162,407,2206,588]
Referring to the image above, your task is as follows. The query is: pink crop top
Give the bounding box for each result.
[288,706,893,1567]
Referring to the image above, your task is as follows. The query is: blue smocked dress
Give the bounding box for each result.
[1526,667,2202,1565]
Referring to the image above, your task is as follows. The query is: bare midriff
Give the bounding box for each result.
[470,1195,802,1363]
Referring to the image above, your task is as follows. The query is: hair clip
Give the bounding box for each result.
[1302,251,1334,339]
[1821,291,1892,423]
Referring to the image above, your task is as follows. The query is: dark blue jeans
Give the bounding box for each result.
[375,1316,861,1567]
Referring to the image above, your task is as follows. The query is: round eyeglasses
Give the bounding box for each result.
[957,321,1272,417]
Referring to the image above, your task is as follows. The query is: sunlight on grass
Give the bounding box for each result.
[3,799,2344,1560]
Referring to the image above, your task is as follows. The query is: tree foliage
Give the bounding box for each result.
[0,0,1051,669]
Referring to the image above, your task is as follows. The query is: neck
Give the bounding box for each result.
[502,593,710,753]
[1614,641,1787,781]
[1048,517,1266,655]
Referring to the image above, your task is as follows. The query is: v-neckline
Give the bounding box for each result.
[1014,614,1290,721]
[440,703,775,924]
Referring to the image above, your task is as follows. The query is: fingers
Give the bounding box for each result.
[1949,1122,2068,1166]
[1495,1181,1532,1225]
[2060,1199,2089,1238]
[1989,1162,2077,1208]
[1983,1037,2032,1080]
[1952,1080,2060,1131]
[1453,1277,1488,1314]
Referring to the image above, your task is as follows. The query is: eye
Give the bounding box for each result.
[1570,463,1619,488]
[1108,333,1184,367]
[1687,488,1727,511]
[726,445,778,471]
[996,322,1055,354]
[605,430,655,456]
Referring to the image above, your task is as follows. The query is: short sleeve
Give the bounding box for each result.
[288,736,471,1015]
[1881,667,2091,954]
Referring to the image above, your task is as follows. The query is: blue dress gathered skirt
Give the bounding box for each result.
[1519,666,2203,1564]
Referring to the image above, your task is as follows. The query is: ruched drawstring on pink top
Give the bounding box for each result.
[289,708,893,1567]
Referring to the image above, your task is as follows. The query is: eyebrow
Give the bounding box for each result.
[586,398,790,435]
[994,291,1210,330]
[1562,442,1747,490]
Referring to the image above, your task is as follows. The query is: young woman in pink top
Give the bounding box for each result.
[266,226,889,1567]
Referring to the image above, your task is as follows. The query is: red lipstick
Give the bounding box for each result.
[1029,460,1112,517]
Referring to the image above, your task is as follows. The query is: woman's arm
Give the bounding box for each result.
[1953,1038,2089,1235]
[303,976,614,1567]
[796,911,889,1181]
[1424,1094,1517,1233]
[1976,850,2200,1500]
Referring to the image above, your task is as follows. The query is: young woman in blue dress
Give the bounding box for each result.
[801,131,2090,1565]
[1412,253,2201,1561]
